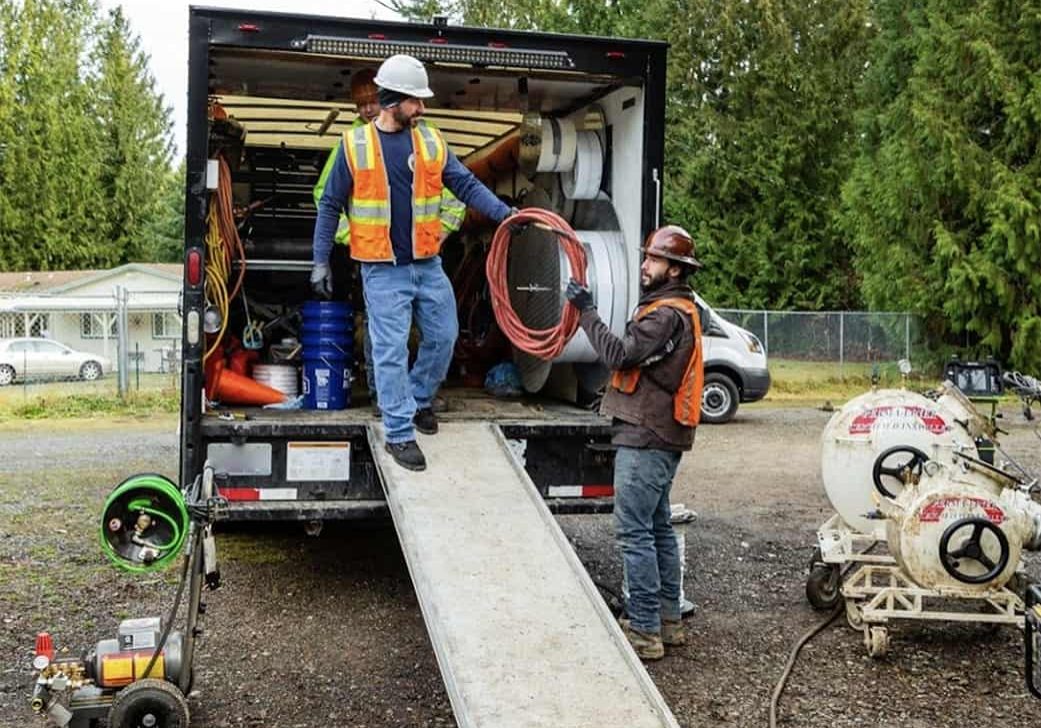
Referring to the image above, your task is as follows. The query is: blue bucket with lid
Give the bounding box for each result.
[301,301,354,410]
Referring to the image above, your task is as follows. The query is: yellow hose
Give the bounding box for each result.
[203,201,229,362]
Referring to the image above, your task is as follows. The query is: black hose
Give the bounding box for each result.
[768,603,843,728]
[139,523,195,682]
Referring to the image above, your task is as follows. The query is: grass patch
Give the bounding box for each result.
[764,358,938,402]
[0,390,180,420]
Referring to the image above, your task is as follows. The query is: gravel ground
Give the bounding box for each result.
[2,404,1040,727]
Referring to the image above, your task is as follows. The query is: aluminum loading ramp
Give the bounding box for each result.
[369,422,680,728]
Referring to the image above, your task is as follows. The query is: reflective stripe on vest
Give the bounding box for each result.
[342,120,448,262]
[609,297,705,426]
[439,189,466,233]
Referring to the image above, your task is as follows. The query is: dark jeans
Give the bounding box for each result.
[614,446,683,633]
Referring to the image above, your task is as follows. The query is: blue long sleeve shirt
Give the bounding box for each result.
[313,125,510,265]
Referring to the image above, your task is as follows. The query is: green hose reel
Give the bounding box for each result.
[100,473,189,572]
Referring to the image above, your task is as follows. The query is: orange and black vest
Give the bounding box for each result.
[342,120,448,263]
[610,297,705,427]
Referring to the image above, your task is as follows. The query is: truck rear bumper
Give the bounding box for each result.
[219,497,613,521]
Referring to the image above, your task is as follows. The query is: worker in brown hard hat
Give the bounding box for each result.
[565,224,704,661]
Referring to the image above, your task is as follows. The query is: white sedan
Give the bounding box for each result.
[0,338,111,385]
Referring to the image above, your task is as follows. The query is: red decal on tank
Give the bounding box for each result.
[849,405,949,435]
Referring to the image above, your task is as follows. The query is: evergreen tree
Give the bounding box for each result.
[843,0,1041,368]
[0,0,105,270]
[140,162,185,264]
[90,5,174,264]
[0,0,175,271]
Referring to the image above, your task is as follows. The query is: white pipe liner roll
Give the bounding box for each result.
[252,364,299,397]
[535,117,578,173]
[561,131,604,200]
[557,229,628,363]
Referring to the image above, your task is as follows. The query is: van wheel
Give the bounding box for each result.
[701,372,739,424]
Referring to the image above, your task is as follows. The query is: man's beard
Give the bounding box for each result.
[640,270,669,293]
[392,106,420,128]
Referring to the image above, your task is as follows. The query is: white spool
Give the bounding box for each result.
[253,364,299,397]
[561,131,603,200]
[558,229,628,363]
[535,117,578,173]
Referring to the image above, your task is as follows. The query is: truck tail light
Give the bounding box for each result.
[186,249,202,287]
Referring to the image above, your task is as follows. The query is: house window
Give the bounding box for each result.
[0,313,50,338]
[152,312,181,339]
[80,313,115,339]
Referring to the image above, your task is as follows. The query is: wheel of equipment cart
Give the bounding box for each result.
[108,678,189,728]
[805,563,842,610]
[865,626,890,658]
[845,600,864,630]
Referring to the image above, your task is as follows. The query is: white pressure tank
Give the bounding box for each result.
[883,457,1041,591]
[820,387,987,537]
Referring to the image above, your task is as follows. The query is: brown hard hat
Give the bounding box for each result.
[350,68,379,106]
[642,225,703,270]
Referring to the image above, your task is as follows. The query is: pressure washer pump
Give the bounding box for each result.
[29,469,222,728]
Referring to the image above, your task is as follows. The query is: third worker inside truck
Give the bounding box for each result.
[311,54,512,472]
[565,225,704,661]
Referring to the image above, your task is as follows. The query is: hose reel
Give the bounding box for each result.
[100,474,189,572]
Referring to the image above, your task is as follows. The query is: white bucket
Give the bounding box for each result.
[252,364,299,397]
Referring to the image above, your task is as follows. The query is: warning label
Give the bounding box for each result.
[848,405,949,435]
[918,496,1005,524]
[286,441,350,482]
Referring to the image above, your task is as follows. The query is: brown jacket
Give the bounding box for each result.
[578,279,699,451]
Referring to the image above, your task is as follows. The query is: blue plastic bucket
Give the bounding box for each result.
[301,300,354,410]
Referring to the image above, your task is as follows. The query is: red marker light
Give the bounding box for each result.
[237,24,260,33]
[606,51,626,59]
[430,37,448,44]
[368,33,386,40]
[186,249,202,287]
[488,42,508,49]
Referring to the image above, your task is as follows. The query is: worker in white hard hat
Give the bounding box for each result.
[311,54,515,472]
[311,67,466,416]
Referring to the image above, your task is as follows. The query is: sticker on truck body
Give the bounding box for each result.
[286,441,350,482]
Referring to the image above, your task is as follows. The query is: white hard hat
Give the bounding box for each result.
[374,54,434,99]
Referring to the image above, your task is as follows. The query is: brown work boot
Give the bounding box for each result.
[662,618,687,647]
[619,619,664,661]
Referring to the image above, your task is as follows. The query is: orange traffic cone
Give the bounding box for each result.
[205,358,286,406]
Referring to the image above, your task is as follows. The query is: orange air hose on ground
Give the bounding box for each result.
[486,208,588,361]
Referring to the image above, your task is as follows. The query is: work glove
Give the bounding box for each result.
[565,278,595,312]
[310,263,333,300]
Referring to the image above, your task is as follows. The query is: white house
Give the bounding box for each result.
[0,264,183,373]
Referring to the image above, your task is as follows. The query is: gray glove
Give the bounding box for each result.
[565,278,594,312]
[310,263,332,300]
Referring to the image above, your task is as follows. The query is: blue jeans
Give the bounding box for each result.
[361,258,458,444]
[614,446,683,634]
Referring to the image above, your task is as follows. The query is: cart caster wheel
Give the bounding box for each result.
[845,601,864,630]
[806,563,842,610]
[865,626,889,658]
[108,678,189,728]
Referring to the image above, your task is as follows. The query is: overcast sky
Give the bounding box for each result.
[97,1,403,158]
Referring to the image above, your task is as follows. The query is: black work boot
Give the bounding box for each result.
[414,408,439,435]
[385,441,427,471]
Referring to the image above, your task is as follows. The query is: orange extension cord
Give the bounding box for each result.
[486,207,588,361]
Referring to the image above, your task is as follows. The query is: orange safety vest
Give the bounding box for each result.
[610,297,704,426]
[341,120,448,263]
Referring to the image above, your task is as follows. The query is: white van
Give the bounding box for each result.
[697,295,771,423]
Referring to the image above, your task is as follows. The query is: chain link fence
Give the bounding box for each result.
[716,309,923,380]
[0,287,181,402]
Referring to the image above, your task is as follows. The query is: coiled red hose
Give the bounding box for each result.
[486,207,588,361]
